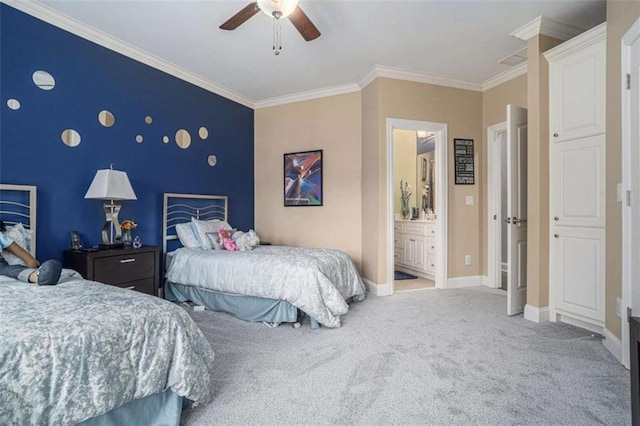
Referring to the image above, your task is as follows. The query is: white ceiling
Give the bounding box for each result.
[25,0,605,106]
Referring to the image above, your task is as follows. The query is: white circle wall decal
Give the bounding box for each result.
[175,129,191,149]
[136,135,143,143]
[6,99,20,110]
[207,155,217,167]
[163,136,169,144]
[145,116,153,124]
[199,127,209,139]
[32,70,55,90]
[61,129,81,147]
[98,110,115,127]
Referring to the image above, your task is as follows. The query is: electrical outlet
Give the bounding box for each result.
[616,297,622,318]
[465,255,472,266]
[465,196,474,206]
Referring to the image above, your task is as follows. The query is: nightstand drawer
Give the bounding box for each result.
[114,278,155,296]
[94,252,155,285]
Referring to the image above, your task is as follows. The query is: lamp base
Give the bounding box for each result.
[98,242,125,250]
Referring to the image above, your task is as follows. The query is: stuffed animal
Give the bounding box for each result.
[233,229,261,251]
[217,227,238,251]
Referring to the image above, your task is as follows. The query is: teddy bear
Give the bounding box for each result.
[233,229,261,251]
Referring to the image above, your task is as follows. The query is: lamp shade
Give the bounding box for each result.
[84,169,137,201]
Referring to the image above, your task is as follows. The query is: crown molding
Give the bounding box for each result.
[544,22,606,62]
[481,62,527,91]
[510,15,585,42]
[2,0,255,109]
[254,83,361,109]
[361,65,483,92]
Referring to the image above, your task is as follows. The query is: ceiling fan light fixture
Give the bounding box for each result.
[257,0,299,19]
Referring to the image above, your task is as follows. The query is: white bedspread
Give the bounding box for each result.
[166,246,366,328]
[0,270,215,426]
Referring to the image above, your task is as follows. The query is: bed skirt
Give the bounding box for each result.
[78,390,184,426]
[164,281,322,327]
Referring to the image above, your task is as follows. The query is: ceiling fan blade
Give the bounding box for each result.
[220,2,259,30]
[288,6,321,41]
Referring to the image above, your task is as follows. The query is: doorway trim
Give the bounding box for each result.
[621,16,640,369]
[386,118,448,294]
[487,121,507,289]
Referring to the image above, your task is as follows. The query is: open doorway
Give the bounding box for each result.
[386,118,448,295]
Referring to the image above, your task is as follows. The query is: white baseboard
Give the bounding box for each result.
[603,327,623,365]
[524,304,550,323]
[446,275,483,289]
[362,277,391,297]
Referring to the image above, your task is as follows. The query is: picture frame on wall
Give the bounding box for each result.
[284,149,323,207]
[283,149,323,206]
[453,138,475,184]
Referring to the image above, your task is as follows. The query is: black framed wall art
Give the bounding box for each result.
[283,149,323,206]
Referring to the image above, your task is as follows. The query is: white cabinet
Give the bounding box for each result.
[394,220,436,278]
[546,23,606,332]
[548,25,606,143]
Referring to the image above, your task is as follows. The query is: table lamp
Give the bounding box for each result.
[84,166,137,249]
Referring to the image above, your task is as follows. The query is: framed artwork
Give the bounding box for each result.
[453,138,475,184]
[284,149,323,206]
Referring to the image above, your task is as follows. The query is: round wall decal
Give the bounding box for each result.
[61,129,81,147]
[136,135,143,143]
[207,155,217,167]
[32,70,55,90]
[98,110,115,127]
[199,127,209,139]
[145,116,153,124]
[163,136,169,144]
[6,99,21,110]
[175,129,191,149]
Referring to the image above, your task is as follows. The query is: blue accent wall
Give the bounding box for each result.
[0,4,254,261]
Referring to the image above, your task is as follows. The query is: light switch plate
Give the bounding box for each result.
[465,196,474,206]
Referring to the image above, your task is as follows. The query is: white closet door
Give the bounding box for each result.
[549,39,606,143]
[551,134,606,228]
[552,226,605,323]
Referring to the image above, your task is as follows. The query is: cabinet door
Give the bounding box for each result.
[413,236,427,271]
[402,236,414,267]
[551,134,605,228]
[552,226,605,323]
[549,39,605,142]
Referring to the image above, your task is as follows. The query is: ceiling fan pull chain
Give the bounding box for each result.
[273,18,282,56]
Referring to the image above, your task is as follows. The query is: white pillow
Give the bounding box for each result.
[175,223,200,248]
[2,223,28,265]
[191,218,233,250]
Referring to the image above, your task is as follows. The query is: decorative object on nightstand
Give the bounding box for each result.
[84,165,137,250]
[63,246,159,296]
[120,219,137,248]
[133,235,142,248]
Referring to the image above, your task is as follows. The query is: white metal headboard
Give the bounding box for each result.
[162,192,228,255]
[0,184,37,256]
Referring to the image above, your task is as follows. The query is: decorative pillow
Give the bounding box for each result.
[175,223,200,248]
[233,229,261,251]
[191,218,233,250]
[2,223,28,265]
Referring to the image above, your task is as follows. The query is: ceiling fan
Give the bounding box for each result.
[220,0,321,55]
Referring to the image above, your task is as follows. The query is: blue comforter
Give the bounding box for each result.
[0,270,215,426]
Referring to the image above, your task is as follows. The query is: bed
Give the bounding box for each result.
[162,192,366,329]
[0,185,215,426]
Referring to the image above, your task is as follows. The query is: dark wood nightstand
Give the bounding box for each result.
[63,246,159,296]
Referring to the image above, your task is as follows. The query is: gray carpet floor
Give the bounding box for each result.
[180,287,631,425]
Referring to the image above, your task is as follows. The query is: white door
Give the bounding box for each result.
[621,18,640,369]
[506,105,528,316]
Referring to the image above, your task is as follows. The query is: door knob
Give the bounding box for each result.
[505,217,511,224]
[553,133,559,137]
[512,217,527,225]
[554,216,559,221]
[493,215,497,220]
[554,234,559,238]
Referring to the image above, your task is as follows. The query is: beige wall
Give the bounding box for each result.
[393,129,418,215]
[605,1,640,338]
[360,78,483,284]
[254,92,363,269]
[480,74,528,274]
